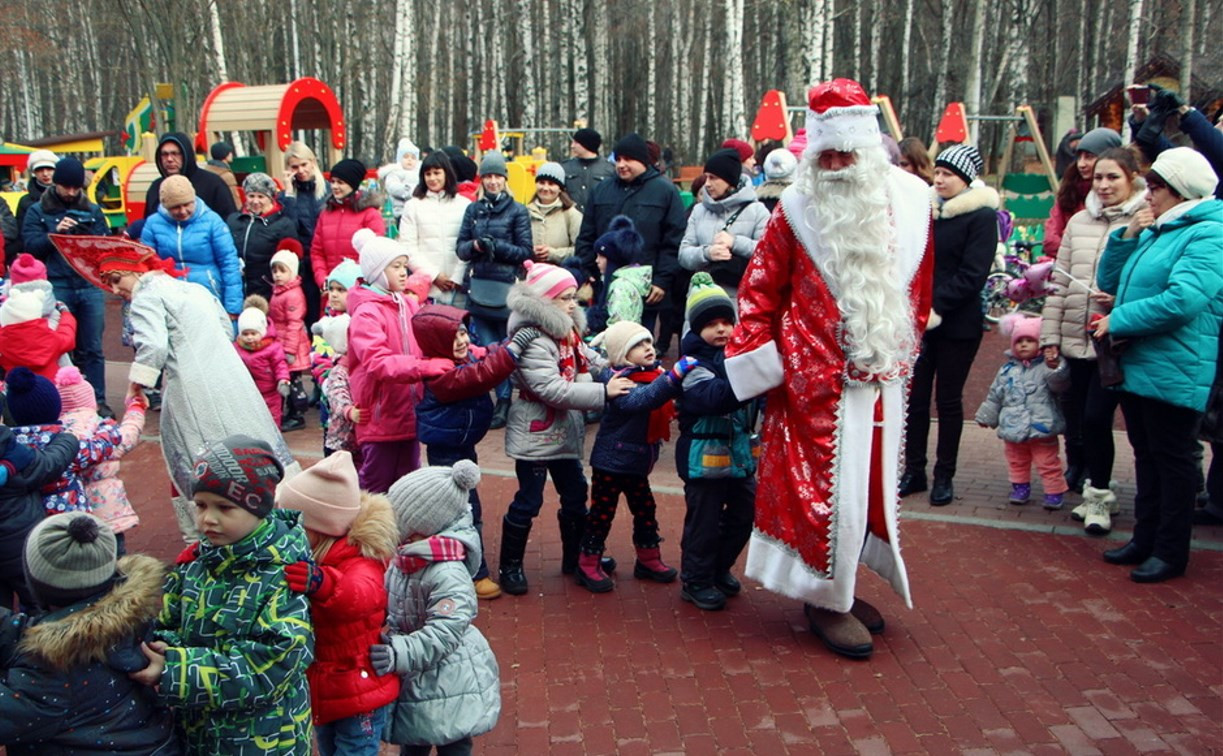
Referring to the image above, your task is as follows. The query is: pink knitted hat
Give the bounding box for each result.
[9,254,47,285]
[55,366,97,413]
[522,260,577,300]
[276,451,362,537]
[1001,314,1042,351]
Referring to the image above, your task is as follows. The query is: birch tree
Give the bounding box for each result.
[645,1,657,136]
[900,0,915,114]
[207,0,229,82]
[1122,0,1144,139]
[930,0,955,139]
[385,0,413,148]
[722,0,747,138]
[571,0,589,124]
[964,0,990,142]
[517,0,538,129]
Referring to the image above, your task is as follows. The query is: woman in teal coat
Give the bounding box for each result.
[1094,148,1223,583]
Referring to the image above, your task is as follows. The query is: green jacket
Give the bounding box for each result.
[606,264,653,327]
[155,510,315,754]
[1097,199,1223,411]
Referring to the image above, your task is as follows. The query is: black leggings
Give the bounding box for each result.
[582,469,662,554]
[1061,357,1120,486]
[905,335,982,479]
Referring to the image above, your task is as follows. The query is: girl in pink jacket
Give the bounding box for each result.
[270,242,311,431]
[309,159,386,289]
[234,306,291,425]
[347,229,453,493]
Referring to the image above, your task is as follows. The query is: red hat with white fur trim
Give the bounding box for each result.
[804,78,882,156]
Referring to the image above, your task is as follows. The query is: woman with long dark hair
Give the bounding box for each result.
[400,151,472,306]
[1043,128,1121,255]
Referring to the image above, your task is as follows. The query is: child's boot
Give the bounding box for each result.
[498,517,532,596]
[1008,482,1031,505]
[577,552,614,593]
[557,511,583,575]
[633,543,677,583]
[1042,492,1065,510]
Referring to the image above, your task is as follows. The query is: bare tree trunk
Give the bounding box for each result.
[868,0,880,93]
[722,0,746,138]
[901,0,915,113]
[801,0,827,84]
[386,0,413,148]
[965,0,989,142]
[1180,0,1195,92]
[591,2,609,129]
[517,0,537,129]
[288,0,301,78]
[677,0,696,160]
[492,0,508,120]
[853,1,863,83]
[571,0,589,124]
[208,0,229,81]
[696,4,714,155]
[931,0,954,139]
[646,1,657,136]
[1122,0,1144,139]
[1077,0,1090,125]
[823,0,834,79]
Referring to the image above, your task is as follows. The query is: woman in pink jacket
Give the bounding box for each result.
[309,159,386,290]
[346,229,453,493]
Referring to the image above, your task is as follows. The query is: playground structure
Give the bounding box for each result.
[468,119,574,201]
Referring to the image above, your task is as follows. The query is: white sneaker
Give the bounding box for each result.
[1084,497,1113,535]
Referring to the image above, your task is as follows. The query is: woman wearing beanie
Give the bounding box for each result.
[0,513,179,753]
[399,151,472,307]
[276,451,401,754]
[373,462,500,753]
[309,158,386,292]
[456,151,535,429]
[1039,148,1146,528]
[1044,128,1122,255]
[527,162,583,269]
[346,228,455,493]
[496,261,633,595]
[679,148,771,301]
[901,144,1000,506]
[1094,147,1223,583]
[226,172,299,300]
[139,174,246,316]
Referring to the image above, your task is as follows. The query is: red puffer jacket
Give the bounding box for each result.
[306,492,402,725]
[309,190,386,288]
[270,277,311,372]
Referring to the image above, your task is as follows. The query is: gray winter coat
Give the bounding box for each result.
[383,515,500,746]
[504,283,609,460]
[678,180,771,289]
[975,354,1070,442]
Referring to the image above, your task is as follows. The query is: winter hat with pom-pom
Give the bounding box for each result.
[5,366,61,426]
[591,320,653,366]
[270,249,300,278]
[353,228,406,291]
[24,513,118,607]
[237,307,268,338]
[1000,313,1042,352]
[522,259,577,301]
[55,366,97,413]
[327,259,362,291]
[763,148,798,181]
[593,215,644,273]
[311,313,351,355]
[276,451,361,537]
[0,288,45,326]
[8,253,48,285]
[387,460,481,538]
[243,293,270,314]
[685,272,736,334]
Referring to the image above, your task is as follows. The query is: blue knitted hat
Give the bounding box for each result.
[5,367,63,426]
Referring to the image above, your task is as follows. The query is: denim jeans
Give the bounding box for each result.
[316,704,390,756]
[466,315,510,400]
[506,458,588,528]
[50,279,106,402]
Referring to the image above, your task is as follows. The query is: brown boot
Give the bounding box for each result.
[850,597,885,634]
[804,604,873,659]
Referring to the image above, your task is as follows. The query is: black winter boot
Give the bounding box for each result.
[557,511,584,575]
[489,398,511,430]
[498,517,532,595]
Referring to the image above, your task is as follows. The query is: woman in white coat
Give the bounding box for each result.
[400,151,472,306]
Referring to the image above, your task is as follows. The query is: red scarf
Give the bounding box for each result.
[556,329,589,382]
[628,367,675,444]
[394,535,467,574]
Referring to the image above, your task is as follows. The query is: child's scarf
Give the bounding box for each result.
[556,328,589,382]
[627,367,675,443]
[395,535,467,574]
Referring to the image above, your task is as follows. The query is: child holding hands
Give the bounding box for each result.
[975,314,1071,509]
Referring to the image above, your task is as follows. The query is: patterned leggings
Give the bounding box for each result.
[582,469,661,554]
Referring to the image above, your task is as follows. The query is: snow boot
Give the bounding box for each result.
[498,517,532,596]
[633,544,677,583]
[489,397,511,430]
[577,552,614,593]
[1082,483,1118,535]
[557,511,584,575]
[1072,479,1121,521]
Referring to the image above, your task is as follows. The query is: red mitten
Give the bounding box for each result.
[284,561,332,599]
[175,542,200,565]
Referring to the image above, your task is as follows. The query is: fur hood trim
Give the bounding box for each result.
[754,179,790,200]
[19,555,164,671]
[931,181,1000,220]
[507,282,586,339]
[348,491,399,561]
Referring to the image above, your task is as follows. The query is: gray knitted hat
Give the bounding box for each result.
[535,161,566,188]
[24,513,117,606]
[387,460,481,538]
[242,172,278,198]
[479,151,508,177]
[1075,128,1122,157]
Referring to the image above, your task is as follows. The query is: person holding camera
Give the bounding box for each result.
[19,157,113,417]
[456,152,533,429]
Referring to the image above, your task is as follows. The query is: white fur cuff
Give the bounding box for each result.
[128,362,161,388]
[726,340,784,401]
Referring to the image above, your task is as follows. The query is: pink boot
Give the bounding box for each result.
[577,553,614,593]
[633,545,678,583]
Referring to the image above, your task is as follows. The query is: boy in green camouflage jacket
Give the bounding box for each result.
[130,434,315,754]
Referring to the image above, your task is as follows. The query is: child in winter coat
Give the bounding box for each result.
[132,434,314,755]
[975,314,1071,509]
[675,274,760,612]
[592,215,651,332]
[313,314,361,460]
[0,424,78,610]
[498,261,633,595]
[55,367,148,555]
[310,259,362,446]
[412,303,533,600]
[347,229,453,493]
[235,305,291,425]
[270,242,311,431]
[2,253,67,339]
[5,367,125,517]
[0,513,179,754]
[373,461,501,754]
[276,451,400,755]
[0,287,76,380]
[577,321,695,593]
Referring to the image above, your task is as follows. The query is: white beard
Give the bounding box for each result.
[795,146,913,377]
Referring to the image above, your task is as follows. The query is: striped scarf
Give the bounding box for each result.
[394,535,467,574]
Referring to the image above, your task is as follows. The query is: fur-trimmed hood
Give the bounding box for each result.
[325,188,385,213]
[346,491,399,561]
[507,281,586,339]
[18,555,164,671]
[931,181,1000,220]
[754,179,791,201]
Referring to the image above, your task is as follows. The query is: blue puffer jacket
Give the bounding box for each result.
[141,199,244,314]
[1096,198,1223,411]
[589,363,682,475]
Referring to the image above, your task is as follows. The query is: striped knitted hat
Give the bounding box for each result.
[522,260,577,300]
[935,144,984,185]
[24,513,118,606]
[685,272,736,333]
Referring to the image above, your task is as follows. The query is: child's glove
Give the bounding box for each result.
[369,633,399,676]
[284,561,330,598]
[669,356,699,382]
[175,542,200,565]
[507,327,542,358]
[277,380,291,397]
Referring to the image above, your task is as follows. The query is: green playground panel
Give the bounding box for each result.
[1002,173,1053,194]
[680,190,694,209]
[1004,195,1054,220]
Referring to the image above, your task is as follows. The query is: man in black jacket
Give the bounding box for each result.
[142,132,237,219]
[7,150,59,264]
[560,128,614,212]
[575,132,686,335]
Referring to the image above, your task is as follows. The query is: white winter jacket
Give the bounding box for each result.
[400,191,473,304]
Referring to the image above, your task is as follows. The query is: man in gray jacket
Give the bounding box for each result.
[560,128,614,212]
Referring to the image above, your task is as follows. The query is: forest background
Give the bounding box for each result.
[1,0,1217,170]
